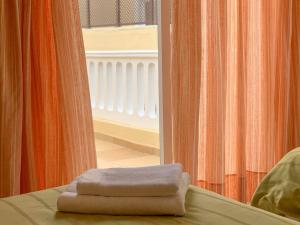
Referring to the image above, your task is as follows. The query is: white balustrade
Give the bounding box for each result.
[86,50,159,131]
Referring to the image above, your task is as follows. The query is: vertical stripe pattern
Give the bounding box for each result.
[0,0,97,197]
[171,0,300,202]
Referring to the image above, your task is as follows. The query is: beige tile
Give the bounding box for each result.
[95,138,160,168]
[97,160,121,168]
[112,155,160,168]
[98,148,150,162]
[95,139,124,152]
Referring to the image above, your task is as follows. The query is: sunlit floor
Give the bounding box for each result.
[95,139,160,168]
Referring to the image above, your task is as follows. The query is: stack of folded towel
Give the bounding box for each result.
[57,163,190,216]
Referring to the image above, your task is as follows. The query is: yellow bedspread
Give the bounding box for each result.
[0,185,298,225]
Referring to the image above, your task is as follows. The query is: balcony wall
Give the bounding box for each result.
[86,50,159,154]
[82,26,158,51]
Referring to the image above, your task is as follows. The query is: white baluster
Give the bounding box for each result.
[112,62,117,113]
[154,61,159,119]
[144,62,149,117]
[148,63,156,118]
[106,62,113,111]
[115,62,123,112]
[93,62,99,109]
[89,62,96,108]
[137,63,145,117]
[126,63,134,115]
[98,62,105,110]
[122,61,128,115]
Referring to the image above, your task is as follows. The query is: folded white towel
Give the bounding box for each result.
[69,163,182,197]
[57,173,190,216]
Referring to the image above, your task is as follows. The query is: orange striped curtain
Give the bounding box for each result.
[171,0,300,202]
[0,0,97,197]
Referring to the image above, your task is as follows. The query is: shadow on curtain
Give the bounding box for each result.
[0,0,97,197]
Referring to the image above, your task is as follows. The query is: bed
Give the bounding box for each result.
[0,185,298,225]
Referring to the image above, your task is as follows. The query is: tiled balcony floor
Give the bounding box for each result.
[95,139,160,168]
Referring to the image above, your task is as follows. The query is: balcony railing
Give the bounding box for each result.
[86,50,159,131]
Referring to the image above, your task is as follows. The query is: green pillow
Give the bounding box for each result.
[251,147,300,221]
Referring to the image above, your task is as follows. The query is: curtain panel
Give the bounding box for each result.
[171,0,300,202]
[0,0,97,197]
